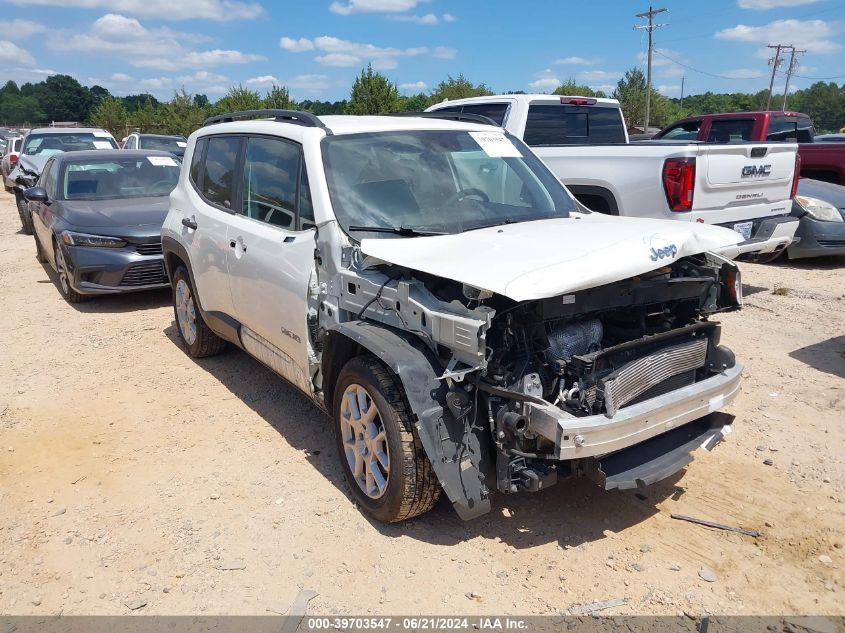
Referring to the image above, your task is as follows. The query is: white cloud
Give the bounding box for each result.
[716,19,841,54]
[0,40,35,66]
[5,20,46,40]
[577,70,623,81]
[51,14,265,70]
[110,72,134,82]
[721,68,766,79]
[399,80,427,92]
[280,37,315,52]
[281,34,446,69]
[433,46,456,59]
[738,0,821,8]
[528,69,560,92]
[6,0,262,21]
[656,84,681,97]
[329,0,424,15]
[287,74,335,95]
[245,75,281,86]
[554,56,599,65]
[389,13,454,24]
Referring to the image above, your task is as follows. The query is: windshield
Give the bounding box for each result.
[322,130,576,238]
[139,136,187,153]
[61,156,180,200]
[23,133,117,156]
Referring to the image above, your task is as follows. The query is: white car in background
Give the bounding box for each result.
[2,136,23,190]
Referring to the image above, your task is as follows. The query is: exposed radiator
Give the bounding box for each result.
[599,338,708,417]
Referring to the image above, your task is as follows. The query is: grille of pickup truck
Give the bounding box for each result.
[599,338,708,417]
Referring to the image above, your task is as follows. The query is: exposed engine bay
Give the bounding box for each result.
[334,249,742,506]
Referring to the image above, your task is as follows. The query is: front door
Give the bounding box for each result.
[225,135,317,394]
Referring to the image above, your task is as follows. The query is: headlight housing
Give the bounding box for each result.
[795,195,844,223]
[61,231,127,248]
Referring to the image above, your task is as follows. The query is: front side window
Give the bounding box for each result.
[322,129,575,238]
[22,133,117,156]
[707,119,754,143]
[524,104,626,145]
[60,156,180,200]
[201,136,241,209]
[660,121,701,140]
[241,137,300,229]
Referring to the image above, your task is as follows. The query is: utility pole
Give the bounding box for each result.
[634,6,668,132]
[680,76,685,111]
[782,48,805,110]
[766,44,787,110]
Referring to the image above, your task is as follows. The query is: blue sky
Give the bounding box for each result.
[1,0,843,102]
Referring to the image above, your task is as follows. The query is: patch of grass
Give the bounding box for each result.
[772,286,790,296]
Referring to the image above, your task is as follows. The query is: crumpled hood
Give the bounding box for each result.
[17,154,51,176]
[360,214,743,302]
[59,196,170,229]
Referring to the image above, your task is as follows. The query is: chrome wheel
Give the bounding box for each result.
[175,279,198,345]
[340,384,390,499]
[54,245,70,295]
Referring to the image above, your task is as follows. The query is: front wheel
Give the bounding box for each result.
[53,241,90,303]
[333,355,441,523]
[171,265,226,358]
[17,196,33,235]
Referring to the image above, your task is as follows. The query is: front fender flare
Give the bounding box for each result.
[326,321,491,520]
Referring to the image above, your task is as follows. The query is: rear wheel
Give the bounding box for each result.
[16,196,33,235]
[333,355,441,523]
[172,266,226,358]
[53,241,90,303]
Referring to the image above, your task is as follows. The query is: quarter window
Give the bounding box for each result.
[202,136,241,209]
[189,137,207,189]
[241,136,314,231]
[40,160,57,197]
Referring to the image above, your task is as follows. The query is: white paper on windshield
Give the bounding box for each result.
[176,141,187,148]
[92,140,113,149]
[147,156,178,167]
[469,131,522,158]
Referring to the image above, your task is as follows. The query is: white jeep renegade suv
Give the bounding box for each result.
[162,109,745,523]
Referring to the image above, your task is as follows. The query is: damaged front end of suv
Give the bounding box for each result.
[317,125,744,520]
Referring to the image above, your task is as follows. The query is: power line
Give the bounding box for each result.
[652,49,762,80]
[634,6,668,131]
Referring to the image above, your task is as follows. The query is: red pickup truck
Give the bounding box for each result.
[654,111,845,185]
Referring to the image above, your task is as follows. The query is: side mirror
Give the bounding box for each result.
[24,186,49,203]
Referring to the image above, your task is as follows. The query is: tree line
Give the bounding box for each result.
[1,65,843,139]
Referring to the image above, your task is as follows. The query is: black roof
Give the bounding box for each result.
[51,149,178,163]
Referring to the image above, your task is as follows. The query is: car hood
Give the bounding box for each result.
[797,178,845,208]
[59,197,170,229]
[18,154,50,175]
[359,214,743,302]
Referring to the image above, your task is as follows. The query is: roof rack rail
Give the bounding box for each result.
[202,109,332,134]
[388,111,500,127]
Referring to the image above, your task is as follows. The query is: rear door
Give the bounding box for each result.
[691,143,797,224]
[225,135,316,394]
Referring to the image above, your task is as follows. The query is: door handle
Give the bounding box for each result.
[181,217,197,230]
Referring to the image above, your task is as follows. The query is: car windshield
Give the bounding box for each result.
[322,129,576,238]
[61,156,180,200]
[139,136,187,152]
[23,133,117,156]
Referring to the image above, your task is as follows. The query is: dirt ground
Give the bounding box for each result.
[0,192,843,618]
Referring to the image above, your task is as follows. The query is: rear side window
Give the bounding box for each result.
[524,105,626,146]
[429,103,509,126]
[707,119,754,143]
[189,137,207,188]
[202,136,241,209]
[241,136,314,232]
[768,116,814,143]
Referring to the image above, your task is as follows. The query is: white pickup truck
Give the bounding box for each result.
[427,94,800,259]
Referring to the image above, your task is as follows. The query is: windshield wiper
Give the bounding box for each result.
[347,225,448,237]
[462,217,525,232]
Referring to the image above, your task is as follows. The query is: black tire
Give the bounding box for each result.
[16,196,33,235]
[171,265,226,358]
[34,234,46,263]
[333,355,441,523]
[52,241,90,303]
[753,249,784,264]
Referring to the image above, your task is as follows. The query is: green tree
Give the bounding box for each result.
[264,85,294,109]
[553,80,607,99]
[346,64,401,115]
[129,96,162,133]
[398,92,431,112]
[215,85,263,113]
[162,89,208,137]
[612,67,678,129]
[429,74,492,104]
[89,96,128,138]
[89,85,111,107]
[0,92,43,125]
[193,93,210,109]
[37,74,94,123]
